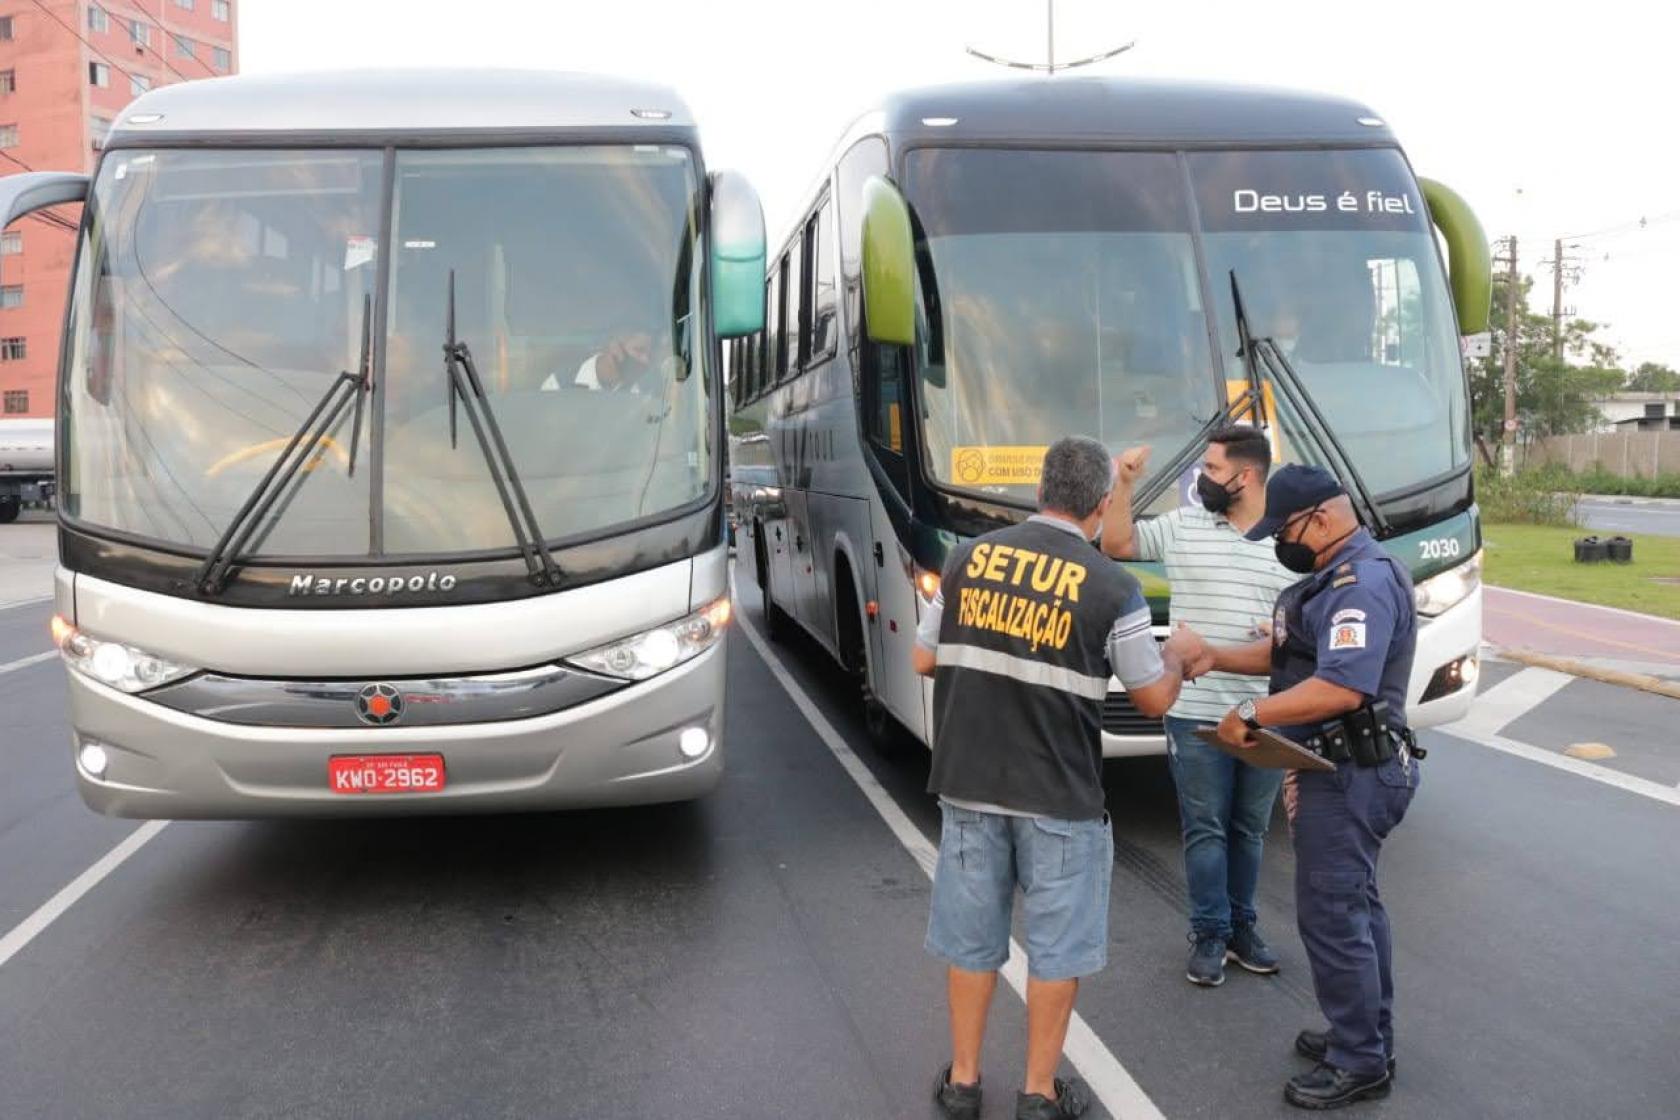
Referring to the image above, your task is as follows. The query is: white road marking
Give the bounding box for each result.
[0,821,170,971]
[1458,665,1575,734]
[734,588,1166,1120]
[0,650,56,677]
[1445,667,1680,808]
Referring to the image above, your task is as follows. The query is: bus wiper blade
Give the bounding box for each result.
[1228,271,1272,431]
[1127,274,1273,515]
[1130,393,1265,517]
[1252,336,1392,537]
[1226,272,1390,536]
[194,295,373,596]
[442,271,562,588]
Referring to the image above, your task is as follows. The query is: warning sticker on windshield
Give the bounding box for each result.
[344,236,376,271]
[951,446,1047,487]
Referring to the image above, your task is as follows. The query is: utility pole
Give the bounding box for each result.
[1543,238,1583,363]
[1497,236,1520,476]
[1552,238,1564,363]
[966,0,1136,75]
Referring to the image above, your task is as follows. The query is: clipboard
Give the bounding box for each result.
[1194,727,1336,772]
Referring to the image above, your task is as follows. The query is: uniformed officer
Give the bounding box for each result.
[1182,464,1421,1110]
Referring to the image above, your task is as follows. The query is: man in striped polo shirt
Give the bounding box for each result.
[1102,426,1298,987]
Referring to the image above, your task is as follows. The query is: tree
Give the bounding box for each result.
[1625,361,1680,393]
[1470,273,1626,445]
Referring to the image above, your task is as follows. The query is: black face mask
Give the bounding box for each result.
[1196,471,1243,515]
[1274,506,1355,574]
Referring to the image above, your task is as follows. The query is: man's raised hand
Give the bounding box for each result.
[1113,446,1152,486]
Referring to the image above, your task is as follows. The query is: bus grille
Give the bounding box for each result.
[1101,691,1162,737]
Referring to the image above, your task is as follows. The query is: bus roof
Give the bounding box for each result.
[110,69,696,138]
[866,76,1397,148]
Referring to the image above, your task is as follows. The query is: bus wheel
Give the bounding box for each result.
[837,563,901,752]
[0,497,19,525]
[861,681,895,745]
[756,532,788,642]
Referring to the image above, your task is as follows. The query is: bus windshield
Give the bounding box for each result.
[63,144,711,559]
[1189,148,1470,498]
[900,148,1218,510]
[897,145,1470,513]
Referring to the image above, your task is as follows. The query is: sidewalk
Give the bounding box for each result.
[1573,493,1680,508]
[1483,584,1680,694]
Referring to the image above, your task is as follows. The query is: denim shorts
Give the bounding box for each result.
[925,803,1114,981]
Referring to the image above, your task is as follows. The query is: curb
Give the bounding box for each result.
[1494,647,1680,702]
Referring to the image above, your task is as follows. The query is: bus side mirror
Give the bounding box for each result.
[861,176,915,347]
[709,170,766,340]
[0,171,89,279]
[1419,177,1491,336]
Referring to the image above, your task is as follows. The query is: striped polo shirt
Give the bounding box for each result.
[1131,505,1300,724]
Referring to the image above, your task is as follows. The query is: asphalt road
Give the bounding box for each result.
[1573,495,1680,538]
[1,550,1677,1118]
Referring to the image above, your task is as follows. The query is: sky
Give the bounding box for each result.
[240,0,1680,370]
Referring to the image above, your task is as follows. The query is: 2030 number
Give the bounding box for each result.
[1419,538,1462,561]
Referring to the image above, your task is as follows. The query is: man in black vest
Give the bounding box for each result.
[913,436,1202,1120]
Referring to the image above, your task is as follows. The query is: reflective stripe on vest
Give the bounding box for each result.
[935,642,1111,701]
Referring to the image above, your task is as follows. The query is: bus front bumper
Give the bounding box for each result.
[66,642,726,820]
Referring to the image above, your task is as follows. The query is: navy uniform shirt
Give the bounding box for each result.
[1269,529,1416,741]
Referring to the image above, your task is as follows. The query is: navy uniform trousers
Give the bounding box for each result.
[1287,753,1420,1077]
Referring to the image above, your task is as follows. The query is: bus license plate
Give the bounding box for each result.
[328,754,446,794]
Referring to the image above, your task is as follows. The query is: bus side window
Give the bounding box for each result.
[866,347,906,455]
[781,239,802,380]
[767,264,784,385]
[805,197,837,366]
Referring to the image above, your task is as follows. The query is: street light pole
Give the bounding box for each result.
[965,0,1135,75]
[1047,0,1054,75]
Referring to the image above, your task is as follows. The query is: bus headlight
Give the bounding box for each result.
[51,616,196,693]
[1414,551,1481,618]
[566,597,732,681]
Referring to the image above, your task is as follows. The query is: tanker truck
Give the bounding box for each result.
[0,417,53,523]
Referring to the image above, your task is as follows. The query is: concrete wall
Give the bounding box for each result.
[1526,430,1680,478]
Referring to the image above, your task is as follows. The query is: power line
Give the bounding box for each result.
[28,0,142,86]
[0,147,79,234]
[1563,210,1680,242]
[129,0,220,83]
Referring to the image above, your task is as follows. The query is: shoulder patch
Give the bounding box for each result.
[1331,608,1366,624]
[1336,561,1353,573]
[1332,574,1358,588]
[1329,621,1366,650]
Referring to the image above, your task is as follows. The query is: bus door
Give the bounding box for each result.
[860,346,926,737]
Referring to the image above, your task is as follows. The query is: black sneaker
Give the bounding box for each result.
[1186,933,1227,987]
[1295,1030,1395,1077]
[933,1064,981,1120]
[1228,924,1281,974]
[1015,1076,1092,1120]
[1284,1062,1391,1110]
[934,1067,981,1114]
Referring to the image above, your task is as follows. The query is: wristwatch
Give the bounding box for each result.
[1236,699,1262,731]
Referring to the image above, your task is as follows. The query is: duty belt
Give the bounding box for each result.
[1302,700,1425,767]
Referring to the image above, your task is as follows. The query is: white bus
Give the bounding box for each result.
[1,70,768,817]
[729,77,1491,756]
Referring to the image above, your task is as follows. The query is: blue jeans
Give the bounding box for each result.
[926,803,1114,981]
[1163,715,1285,940]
